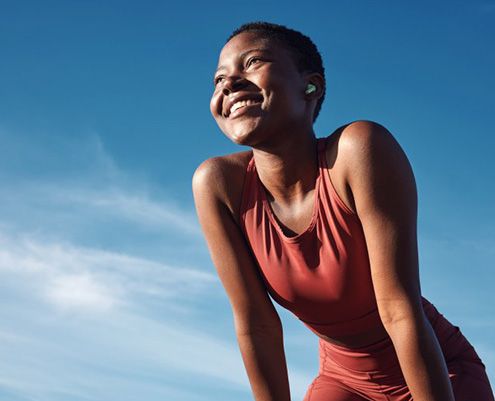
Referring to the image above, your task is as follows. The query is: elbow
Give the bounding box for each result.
[234,315,283,339]
[380,311,413,330]
[378,301,427,335]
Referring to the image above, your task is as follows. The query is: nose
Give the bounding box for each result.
[221,75,247,96]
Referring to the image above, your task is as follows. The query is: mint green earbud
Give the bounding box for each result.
[305,83,317,94]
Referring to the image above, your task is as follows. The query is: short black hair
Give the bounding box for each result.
[228,21,326,122]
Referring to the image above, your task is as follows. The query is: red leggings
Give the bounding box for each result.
[303,309,494,400]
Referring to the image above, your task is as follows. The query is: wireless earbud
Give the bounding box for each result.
[305,83,317,94]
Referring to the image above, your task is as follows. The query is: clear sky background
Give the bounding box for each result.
[0,1,494,400]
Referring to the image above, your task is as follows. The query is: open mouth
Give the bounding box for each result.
[224,95,263,118]
[230,99,261,115]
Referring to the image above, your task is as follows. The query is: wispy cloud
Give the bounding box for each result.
[0,130,252,400]
[0,230,215,314]
[46,272,120,312]
[0,132,201,239]
[56,186,201,236]
[0,129,337,400]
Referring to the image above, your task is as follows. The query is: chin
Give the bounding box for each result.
[222,118,265,146]
[227,130,255,146]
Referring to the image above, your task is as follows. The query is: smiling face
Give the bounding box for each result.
[210,32,312,146]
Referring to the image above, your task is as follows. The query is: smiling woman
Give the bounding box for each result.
[209,26,324,147]
[193,21,494,401]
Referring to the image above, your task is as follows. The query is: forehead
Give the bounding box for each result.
[217,31,295,66]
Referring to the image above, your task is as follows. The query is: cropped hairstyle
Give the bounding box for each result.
[228,21,326,121]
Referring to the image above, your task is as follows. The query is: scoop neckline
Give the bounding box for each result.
[257,139,324,243]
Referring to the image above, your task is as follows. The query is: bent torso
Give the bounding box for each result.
[217,129,389,349]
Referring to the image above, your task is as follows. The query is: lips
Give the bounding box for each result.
[223,93,263,118]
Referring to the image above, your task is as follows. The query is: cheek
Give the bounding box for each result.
[210,90,226,121]
[209,94,218,116]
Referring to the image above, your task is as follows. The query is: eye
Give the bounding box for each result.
[214,75,225,86]
[246,57,262,68]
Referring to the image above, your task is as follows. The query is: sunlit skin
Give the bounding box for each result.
[210,32,390,346]
[210,32,328,226]
[193,30,458,401]
[210,32,312,149]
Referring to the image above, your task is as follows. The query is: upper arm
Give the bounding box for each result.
[340,121,423,326]
[192,158,281,334]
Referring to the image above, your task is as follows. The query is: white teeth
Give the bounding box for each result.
[229,99,260,115]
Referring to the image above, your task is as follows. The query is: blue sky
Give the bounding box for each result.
[0,1,494,400]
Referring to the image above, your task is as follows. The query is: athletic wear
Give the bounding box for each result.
[306,304,493,400]
[240,136,379,337]
[239,134,494,400]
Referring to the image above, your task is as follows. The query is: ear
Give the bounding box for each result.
[304,72,325,100]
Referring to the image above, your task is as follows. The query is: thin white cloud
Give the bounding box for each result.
[0,176,200,240]
[0,228,314,400]
[0,307,313,401]
[46,273,120,312]
[0,130,201,238]
[0,129,316,400]
[0,230,246,400]
[0,231,215,314]
[56,186,201,236]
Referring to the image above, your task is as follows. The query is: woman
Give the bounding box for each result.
[192,22,494,401]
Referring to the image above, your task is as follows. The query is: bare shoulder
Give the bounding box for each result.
[192,150,253,222]
[327,120,407,171]
[324,120,410,214]
[337,120,399,154]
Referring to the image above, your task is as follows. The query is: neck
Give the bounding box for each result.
[252,130,318,204]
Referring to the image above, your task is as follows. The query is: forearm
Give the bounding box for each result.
[385,315,454,401]
[236,327,291,401]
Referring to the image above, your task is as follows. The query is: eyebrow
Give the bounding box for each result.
[215,48,270,73]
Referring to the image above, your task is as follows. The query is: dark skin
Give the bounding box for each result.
[193,31,455,401]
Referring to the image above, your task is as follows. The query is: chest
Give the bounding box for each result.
[244,203,372,308]
[266,188,317,237]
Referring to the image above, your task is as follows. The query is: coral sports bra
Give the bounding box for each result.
[239,134,433,338]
